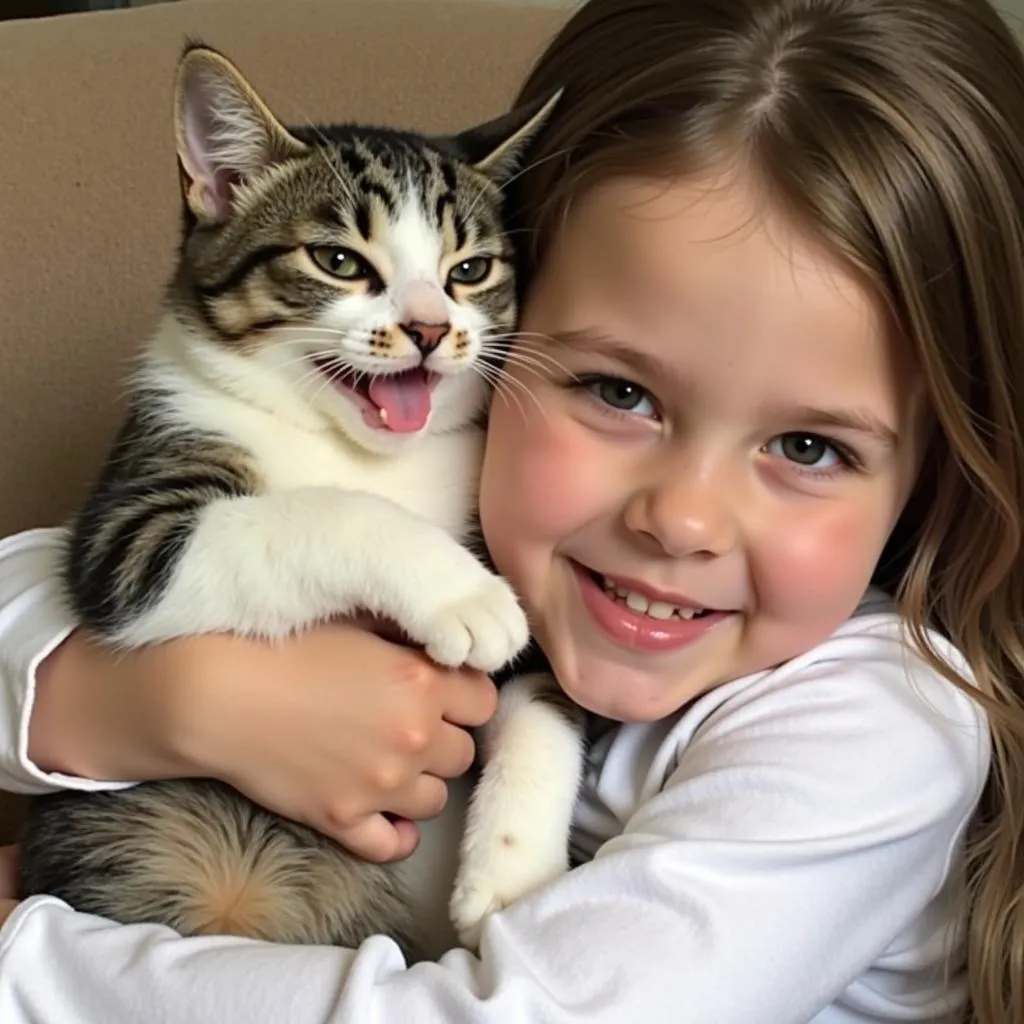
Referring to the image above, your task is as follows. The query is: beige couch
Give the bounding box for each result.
[0,0,569,841]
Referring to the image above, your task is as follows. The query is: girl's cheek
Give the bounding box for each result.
[482,401,612,537]
[757,497,890,617]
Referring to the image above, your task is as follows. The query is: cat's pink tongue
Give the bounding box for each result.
[366,372,432,433]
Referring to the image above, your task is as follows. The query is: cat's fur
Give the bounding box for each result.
[17,43,584,960]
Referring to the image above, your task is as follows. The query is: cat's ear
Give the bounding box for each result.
[453,89,563,186]
[174,42,308,223]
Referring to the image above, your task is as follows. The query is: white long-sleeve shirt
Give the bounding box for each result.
[0,527,990,1024]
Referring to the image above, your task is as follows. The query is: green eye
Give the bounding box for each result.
[448,257,493,285]
[309,246,372,280]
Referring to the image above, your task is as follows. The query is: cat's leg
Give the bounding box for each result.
[101,487,529,673]
[449,672,585,950]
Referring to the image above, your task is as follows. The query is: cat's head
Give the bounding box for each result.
[169,43,559,454]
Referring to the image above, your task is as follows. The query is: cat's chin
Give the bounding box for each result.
[336,413,431,454]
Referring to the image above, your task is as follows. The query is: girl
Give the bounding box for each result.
[0,0,1020,1020]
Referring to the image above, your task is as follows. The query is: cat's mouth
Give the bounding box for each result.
[311,357,440,433]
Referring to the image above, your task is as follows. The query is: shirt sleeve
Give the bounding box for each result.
[0,527,131,794]
[0,640,989,1024]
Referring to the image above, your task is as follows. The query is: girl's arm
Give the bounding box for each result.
[0,527,497,861]
[0,528,128,795]
[0,639,989,1024]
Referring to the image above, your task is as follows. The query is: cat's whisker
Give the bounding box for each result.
[271,326,375,341]
[482,342,567,372]
[497,144,579,197]
[476,360,549,425]
[283,110,357,204]
[474,362,529,422]
[479,342,571,380]
[482,371,543,426]
[263,332,375,365]
[478,328,565,355]
[479,329,566,359]
[264,344,362,377]
[317,147,356,201]
[493,346,575,379]
[295,351,350,413]
[268,339,373,361]
[480,353,553,387]
[464,144,578,220]
[481,328,558,343]
[288,358,346,385]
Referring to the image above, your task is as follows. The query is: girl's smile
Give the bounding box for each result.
[571,561,736,652]
[480,169,926,722]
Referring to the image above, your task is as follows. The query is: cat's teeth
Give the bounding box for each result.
[599,574,705,620]
[378,407,390,425]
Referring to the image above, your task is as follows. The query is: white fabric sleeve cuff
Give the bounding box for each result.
[0,528,131,794]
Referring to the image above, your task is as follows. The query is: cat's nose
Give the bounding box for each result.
[399,321,450,355]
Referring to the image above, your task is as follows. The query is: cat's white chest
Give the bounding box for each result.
[214,400,483,539]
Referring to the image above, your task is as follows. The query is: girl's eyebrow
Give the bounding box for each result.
[778,406,900,450]
[547,328,669,381]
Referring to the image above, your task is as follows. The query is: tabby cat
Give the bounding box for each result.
[17,43,585,960]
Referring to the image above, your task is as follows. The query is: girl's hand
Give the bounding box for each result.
[28,622,498,864]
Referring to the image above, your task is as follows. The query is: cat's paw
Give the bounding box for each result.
[449,833,568,950]
[420,571,529,673]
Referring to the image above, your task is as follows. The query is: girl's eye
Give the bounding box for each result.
[448,257,493,285]
[766,432,842,470]
[309,246,372,280]
[584,376,658,418]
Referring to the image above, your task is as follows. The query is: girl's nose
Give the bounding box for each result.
[623,455,739,559]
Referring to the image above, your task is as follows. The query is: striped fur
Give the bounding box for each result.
[19,44,583,958]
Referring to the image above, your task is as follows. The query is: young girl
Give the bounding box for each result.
[0,0,1021,1020]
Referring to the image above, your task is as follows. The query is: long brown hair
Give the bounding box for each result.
[509,1,1024,1019]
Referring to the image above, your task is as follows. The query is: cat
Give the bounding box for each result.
[17,42,585,961]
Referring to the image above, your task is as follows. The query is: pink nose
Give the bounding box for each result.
[400,321,450,354]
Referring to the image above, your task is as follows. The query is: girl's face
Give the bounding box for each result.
[479,170,926,722]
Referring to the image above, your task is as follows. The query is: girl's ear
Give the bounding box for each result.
[173,42,308,224]
[451,89,564,186]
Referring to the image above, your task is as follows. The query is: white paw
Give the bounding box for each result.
[419,570,530,673]
[449,833,568,951]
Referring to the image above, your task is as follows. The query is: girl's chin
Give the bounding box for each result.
[553,652,690,723]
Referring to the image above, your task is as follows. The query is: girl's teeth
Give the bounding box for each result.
[647,601,676,621]
[600,575,705,620]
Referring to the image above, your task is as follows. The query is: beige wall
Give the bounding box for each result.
[997,0,1024,34]
[125,0,1024,27]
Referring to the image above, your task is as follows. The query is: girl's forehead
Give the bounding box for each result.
[544,171,888,346]
[526,169,924,438]
[560,170,843,286]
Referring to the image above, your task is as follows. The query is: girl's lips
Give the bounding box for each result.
[571,560,733,653]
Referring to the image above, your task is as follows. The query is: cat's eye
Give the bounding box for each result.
[308,245,373,280]
[447,257,493,286]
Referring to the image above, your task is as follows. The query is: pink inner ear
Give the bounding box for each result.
[181,80,236,219]
[182,88,218,180]
[208,167,240,219]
